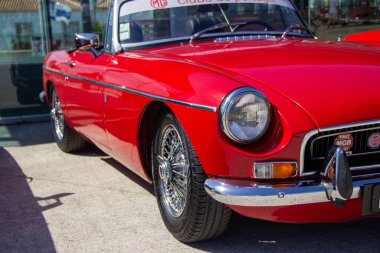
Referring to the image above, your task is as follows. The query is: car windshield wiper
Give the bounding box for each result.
[190,23,315,43]
[190,20,281,43]
[189,22,246,43]
[281,25,315,39]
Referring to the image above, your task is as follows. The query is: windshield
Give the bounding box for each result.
[119,0,305,47]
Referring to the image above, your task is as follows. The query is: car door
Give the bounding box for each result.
[64,50,110,150]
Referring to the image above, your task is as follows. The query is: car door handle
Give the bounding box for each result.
[66,60,76,67]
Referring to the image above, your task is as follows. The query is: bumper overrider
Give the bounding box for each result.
[205,146,380,215]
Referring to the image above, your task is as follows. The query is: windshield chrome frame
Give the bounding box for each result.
[112,0,124,53]
[120,31,311,49]
[112,0,312,53]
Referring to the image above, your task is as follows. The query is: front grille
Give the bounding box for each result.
[303,122,380,174]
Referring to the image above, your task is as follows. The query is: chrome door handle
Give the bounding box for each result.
[66,60,76,67]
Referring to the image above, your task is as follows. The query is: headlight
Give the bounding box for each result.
[219,87,271,144]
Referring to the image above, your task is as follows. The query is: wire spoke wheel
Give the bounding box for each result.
[153,112,231,242]
[157,124,189,217]
[49,86,87,153]
[51,90,64,141]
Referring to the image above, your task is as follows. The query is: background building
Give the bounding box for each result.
[0,0,109,124]
[0,0,379,124]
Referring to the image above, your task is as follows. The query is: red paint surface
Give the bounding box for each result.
[229,198,370,223]
[344,30,380,47]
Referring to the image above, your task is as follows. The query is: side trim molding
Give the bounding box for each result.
[43,66,217,112]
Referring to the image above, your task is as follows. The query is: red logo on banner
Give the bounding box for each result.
[150,0,168,9]
[334,132,353,151]
[368,133,380,149]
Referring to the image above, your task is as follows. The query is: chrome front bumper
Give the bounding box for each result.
[204,177,380,207]
[205,146,380,207]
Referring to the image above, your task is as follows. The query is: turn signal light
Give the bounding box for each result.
[254,162,297,179]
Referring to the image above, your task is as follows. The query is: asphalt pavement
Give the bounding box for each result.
[1,122,380,253]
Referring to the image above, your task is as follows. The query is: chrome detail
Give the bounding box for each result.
[352,172,380,180]
[39,91,46,103]
[320,120,380,132]
[190,22,246,43]
[219,87,271,144]
[281,25,313,39]
[157,155,173,185]
[51,91,64,141]
[121,32,282,49]
[75,33,99,50]
[313,126,380,140]
[352,164,380,171]
[112,1,122,53]
[214,34,276,43]
[66,60,76,67]
[310,125,380,160]
[312,150,380,160]
[322,146,353,206]
[300,129,319,175]
[157,125,189,217]
[43,67,217,112]
[300,120,380,175]
[204,177,380,207]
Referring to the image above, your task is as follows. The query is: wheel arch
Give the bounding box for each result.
[138,101,173,181]
[46,80,54,104]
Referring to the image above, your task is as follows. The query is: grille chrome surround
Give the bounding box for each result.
[300,120,380,176]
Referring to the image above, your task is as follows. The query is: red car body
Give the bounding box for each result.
[344,30,380,47]
[42,0,380,242]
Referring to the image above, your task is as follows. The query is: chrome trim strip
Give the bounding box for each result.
[313,150,380,160]
[204,177,380,207]
[120,32,277,48]
[352,172,380,180]
[351,164,380,171]
[300,120,380,175]
[299,129,318,175]
[320,120,380,132]
[43,66,217,112]
[112,0,122,53]
[314,126,380,140]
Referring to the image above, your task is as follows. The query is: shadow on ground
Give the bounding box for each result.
[101,157,155,195]
[192,213,380,252]
[0,147,72,252]
[0,121,54,147]
[100,148,380,252]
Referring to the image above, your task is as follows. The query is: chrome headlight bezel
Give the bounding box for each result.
[219,87,272,144]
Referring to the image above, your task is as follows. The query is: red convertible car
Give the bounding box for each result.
[344,30,380,47]
[42,0,380,242]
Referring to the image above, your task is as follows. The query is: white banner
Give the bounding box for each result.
[120,0,295,16]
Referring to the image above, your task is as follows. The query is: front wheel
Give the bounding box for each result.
[50,86,87,153]
[152,112,231,242]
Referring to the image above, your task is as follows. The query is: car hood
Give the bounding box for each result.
[152,38,380,128]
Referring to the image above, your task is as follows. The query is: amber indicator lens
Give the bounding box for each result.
[254,162,297,179]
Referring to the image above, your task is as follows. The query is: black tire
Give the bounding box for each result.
[152,112,231,242]
[50,86,87,153]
